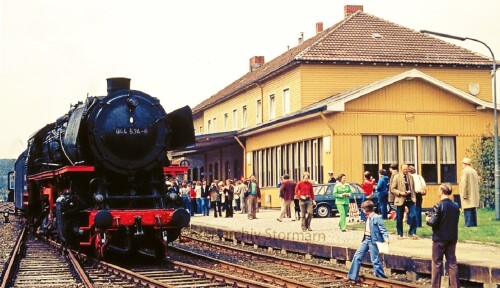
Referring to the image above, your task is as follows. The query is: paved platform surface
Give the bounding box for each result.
[189,209,500,268]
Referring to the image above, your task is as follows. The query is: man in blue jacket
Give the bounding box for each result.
[376,169,389,219]
[346,200,389,283]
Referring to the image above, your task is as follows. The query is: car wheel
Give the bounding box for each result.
[316,204,331,218]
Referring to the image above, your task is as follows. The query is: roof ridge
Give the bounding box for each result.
[361,11,493,61]
[295,10,360,59]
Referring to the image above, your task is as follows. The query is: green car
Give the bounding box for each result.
[313,183,389,218]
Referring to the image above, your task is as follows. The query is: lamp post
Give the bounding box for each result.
[420,30,499,220]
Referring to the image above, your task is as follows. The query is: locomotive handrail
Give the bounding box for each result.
[59,132,75,166]
[27,166,95,180]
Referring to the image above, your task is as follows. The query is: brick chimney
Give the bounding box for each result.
[344,5,363,17]
[316,22,323,34]
[249,56,265,72]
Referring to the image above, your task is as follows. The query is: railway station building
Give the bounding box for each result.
[173,5,498,209]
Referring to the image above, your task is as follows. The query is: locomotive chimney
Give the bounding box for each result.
[106,78,131,94]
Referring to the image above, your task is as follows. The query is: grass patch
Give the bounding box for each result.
[351,209,500,244]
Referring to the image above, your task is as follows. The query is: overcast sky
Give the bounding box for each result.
[1,0,499,159]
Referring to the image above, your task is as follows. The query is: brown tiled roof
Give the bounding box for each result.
[193,10,493,113]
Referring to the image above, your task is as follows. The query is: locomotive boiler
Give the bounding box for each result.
[21,78,195,259]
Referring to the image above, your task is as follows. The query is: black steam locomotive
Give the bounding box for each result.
[15,78,194,259]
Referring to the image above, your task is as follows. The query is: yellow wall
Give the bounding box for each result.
[193,64,495,209]
[300,65,493,106]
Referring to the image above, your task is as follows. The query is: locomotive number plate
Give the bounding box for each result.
[115,127,149,135]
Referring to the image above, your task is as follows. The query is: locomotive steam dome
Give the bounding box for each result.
[86,78,169,174]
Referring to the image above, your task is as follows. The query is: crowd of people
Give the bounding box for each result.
[165,175,262,220]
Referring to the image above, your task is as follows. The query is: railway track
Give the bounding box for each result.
[2,228,86,287]
[170,235,422,288]
[1,222,421,287]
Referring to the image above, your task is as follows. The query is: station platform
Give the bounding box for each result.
[187,209,500,287]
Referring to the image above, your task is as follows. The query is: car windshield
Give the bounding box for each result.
[314,185,327,195]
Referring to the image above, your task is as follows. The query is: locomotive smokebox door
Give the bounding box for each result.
[87,89,169,174]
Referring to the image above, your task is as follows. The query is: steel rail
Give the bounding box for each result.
[0,225,26,288]
[181,235,421,288]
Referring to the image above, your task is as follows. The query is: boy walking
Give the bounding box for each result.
[346,200,389,283]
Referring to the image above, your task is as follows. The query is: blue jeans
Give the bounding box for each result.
[378,199,388,219]
[348,236,387,281]
[196,198,202,214]
[415,195,423,227]
[182,196,190,209]
[396,201,417,236]
[464,208,477,227]
[201,198,209,216]
[235,198,241,211]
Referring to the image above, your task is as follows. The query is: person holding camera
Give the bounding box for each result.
[294,172,315,231]
[390,164,418,239]
[210,181,222,218]
[426,183,460,288]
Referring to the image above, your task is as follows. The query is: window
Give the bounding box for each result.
[208,164,213,183]
[283,88,290,115]
[224,113,228,131]
[421,136,437,183]
[233,159,239,179]
[402,136,417,168]
[269,94,275,119]
[232,109,237,130]
[199,126,203,135]
[256,100,262,124]
[242,106,247,128]
[192,168,198,181]
[214,162,219,180]
[207,120,211,134]
[382,136,398,171]
[362,136,379,180]
[213,118,217,133]
[225,161,230,180]
[441,137,456,183]
[252,138,323,187]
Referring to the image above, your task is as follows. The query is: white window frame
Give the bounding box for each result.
[242,106,247,128]
[232,109,237,130]
[269,94,276,120]
[224,113,228,131]
[283,88,290,115]
[402,136,417,167]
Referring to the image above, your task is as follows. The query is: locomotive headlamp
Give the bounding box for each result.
[4,209,9,223]
[94,194,104,203]
[127,97,139,109]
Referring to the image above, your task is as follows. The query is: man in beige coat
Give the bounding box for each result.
[390,164,418,239]
[459,157,480,227]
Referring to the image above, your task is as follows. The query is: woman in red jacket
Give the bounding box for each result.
[360,171,376,221]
